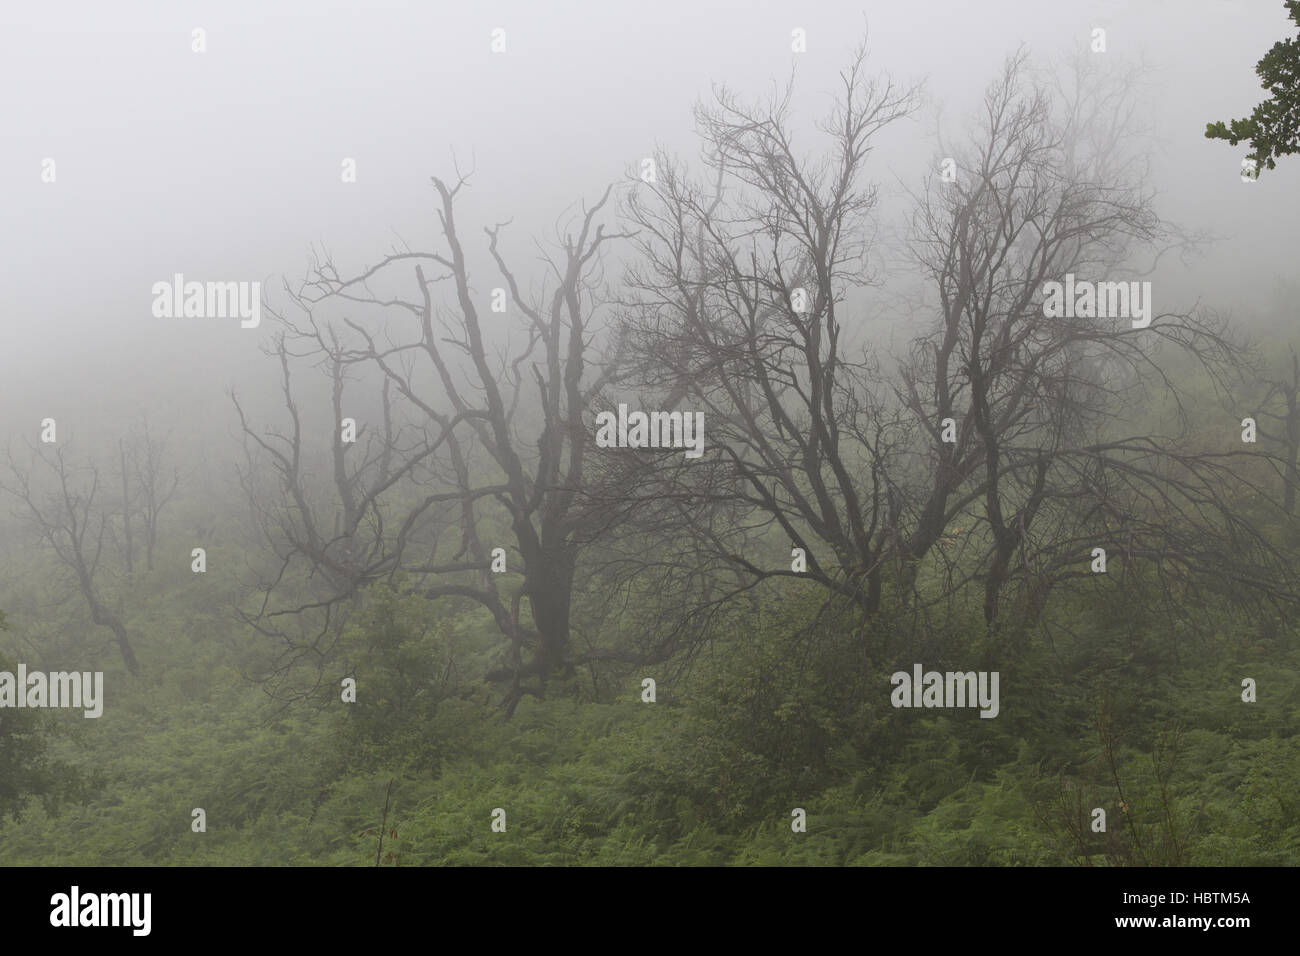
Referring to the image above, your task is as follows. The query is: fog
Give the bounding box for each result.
[4,0,1300,887]
[0,0,1293,447]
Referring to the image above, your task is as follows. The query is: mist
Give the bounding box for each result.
[1,0,1298,910]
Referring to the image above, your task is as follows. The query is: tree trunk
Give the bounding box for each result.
[524,546,576,675]
[90,600,139,675]
[120,441,134,576]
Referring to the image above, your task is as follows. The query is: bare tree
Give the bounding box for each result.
[620,39,919,627]
[619,44,1300,645]
[237,168,633,711]
[118,438,134,576]
[113,416,181,573]
[2,444,139,674]
[897,52,1292,627]
[1256,346,1300,514]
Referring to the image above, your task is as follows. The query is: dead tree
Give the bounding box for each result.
[2,444,140,674]
[118,439,134,575]
[237,168,633,711]
[620,39,919,625]
[1256,346,1300,514]
[619,44,1300,640]
[233,329,471,680]
[129,417,180,572]
[899,52,1292,627]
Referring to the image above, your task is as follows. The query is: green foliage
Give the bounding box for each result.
[2,444,1300,866]
[0,611,96,822]
[1206,1,1300,173]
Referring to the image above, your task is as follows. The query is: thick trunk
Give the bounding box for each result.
[90,600,139,675]
[866,558,882,616]
[525,548,575,674]
[983,539,1016,624]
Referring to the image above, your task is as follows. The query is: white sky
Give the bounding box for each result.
[0,0,1295,436]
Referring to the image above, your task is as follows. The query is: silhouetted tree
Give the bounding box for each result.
[237,169,634,711]
[2,445,139,674]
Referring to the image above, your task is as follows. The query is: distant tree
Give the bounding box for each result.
[117,439,134,576]
[2,445,140,674]
[113,416,178,575]
[127,416,180,572]
[1205,0,1300,174]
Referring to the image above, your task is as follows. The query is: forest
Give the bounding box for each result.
[1,16,1298,868]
